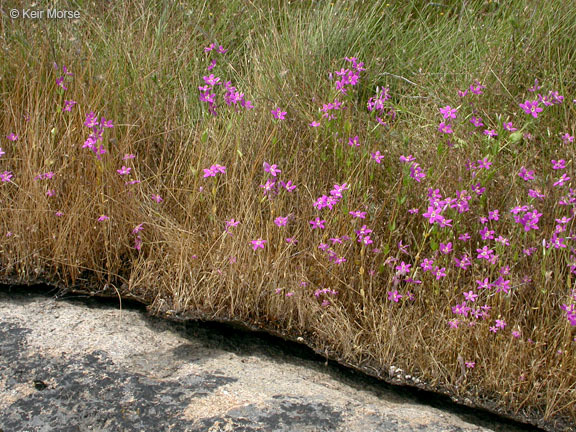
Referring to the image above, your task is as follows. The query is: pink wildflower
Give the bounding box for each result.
[250,239,267,250]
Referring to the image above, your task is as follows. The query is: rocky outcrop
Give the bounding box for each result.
[0,287,541,431]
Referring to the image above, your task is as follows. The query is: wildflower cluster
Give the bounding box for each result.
[332,57,365,94]
[83,112,114,160]
[198,44,253,115]
[367,87,394,126]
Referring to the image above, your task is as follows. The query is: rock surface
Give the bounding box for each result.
[0,287,541,432]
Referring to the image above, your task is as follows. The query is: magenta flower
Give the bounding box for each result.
[260,179,276,194]
[309,121,320,127]
[55,211,64,217]
[518,166,535,181]
[134,235,142,251]
[203,164,226,177]
[452,301,470,317]
[6,133,18,141]
[314,194,336,210]
[348,136,360,147]
[330,183,350,197]
[519,100,542,118]
[117,166,131,175]
[562,133,574,144]
[132,223,144,234]
[554,173,570,187]
[409,163,426,182]
[439,242,452,254]
[552,159,566,170]
[433,266,447,280]
[556,216,571,224]
[465,361,475,368]
[470,116,484,127]
[0,171,13,182]
[476,246,494,260]
[479,226,495,240]
[388,290,402,303]
[203,74,221,86]
[123,153,136,160]
[477,157,492,170]
[212,164,226,174]
[371,151,384,163]
[439,105,457,119]
[199,91,216,105]
[151,194,163,203]
[359,235,373,245]
[548,233,567,249]
[271,108,286,120]
[528,78,541,92]
[503,122,517,131]
[399,155,415,163]
[56,76,68,90]
[454,254,472,270]
[274,216,289,227]
[309,217,326,229]
[355,225,373,237]
[469,81,486,95]
[282,180,297,191]
[84,112,98,128]
[420,258,435,272]
[483,129,498,137]
[438,122,453,134]
[203,167,216,177]
[422,205,444,224]
[0,148,4,157]
[395,261,411,275]
[63,100,77,112]
[225,218,240,229]
[463,291,478,302]
[349,210,366,219]
[263,162,281,177]
[334,257,347,265]
[250,239,266,250]
[97,215,110,222]
[495,319,507,329]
